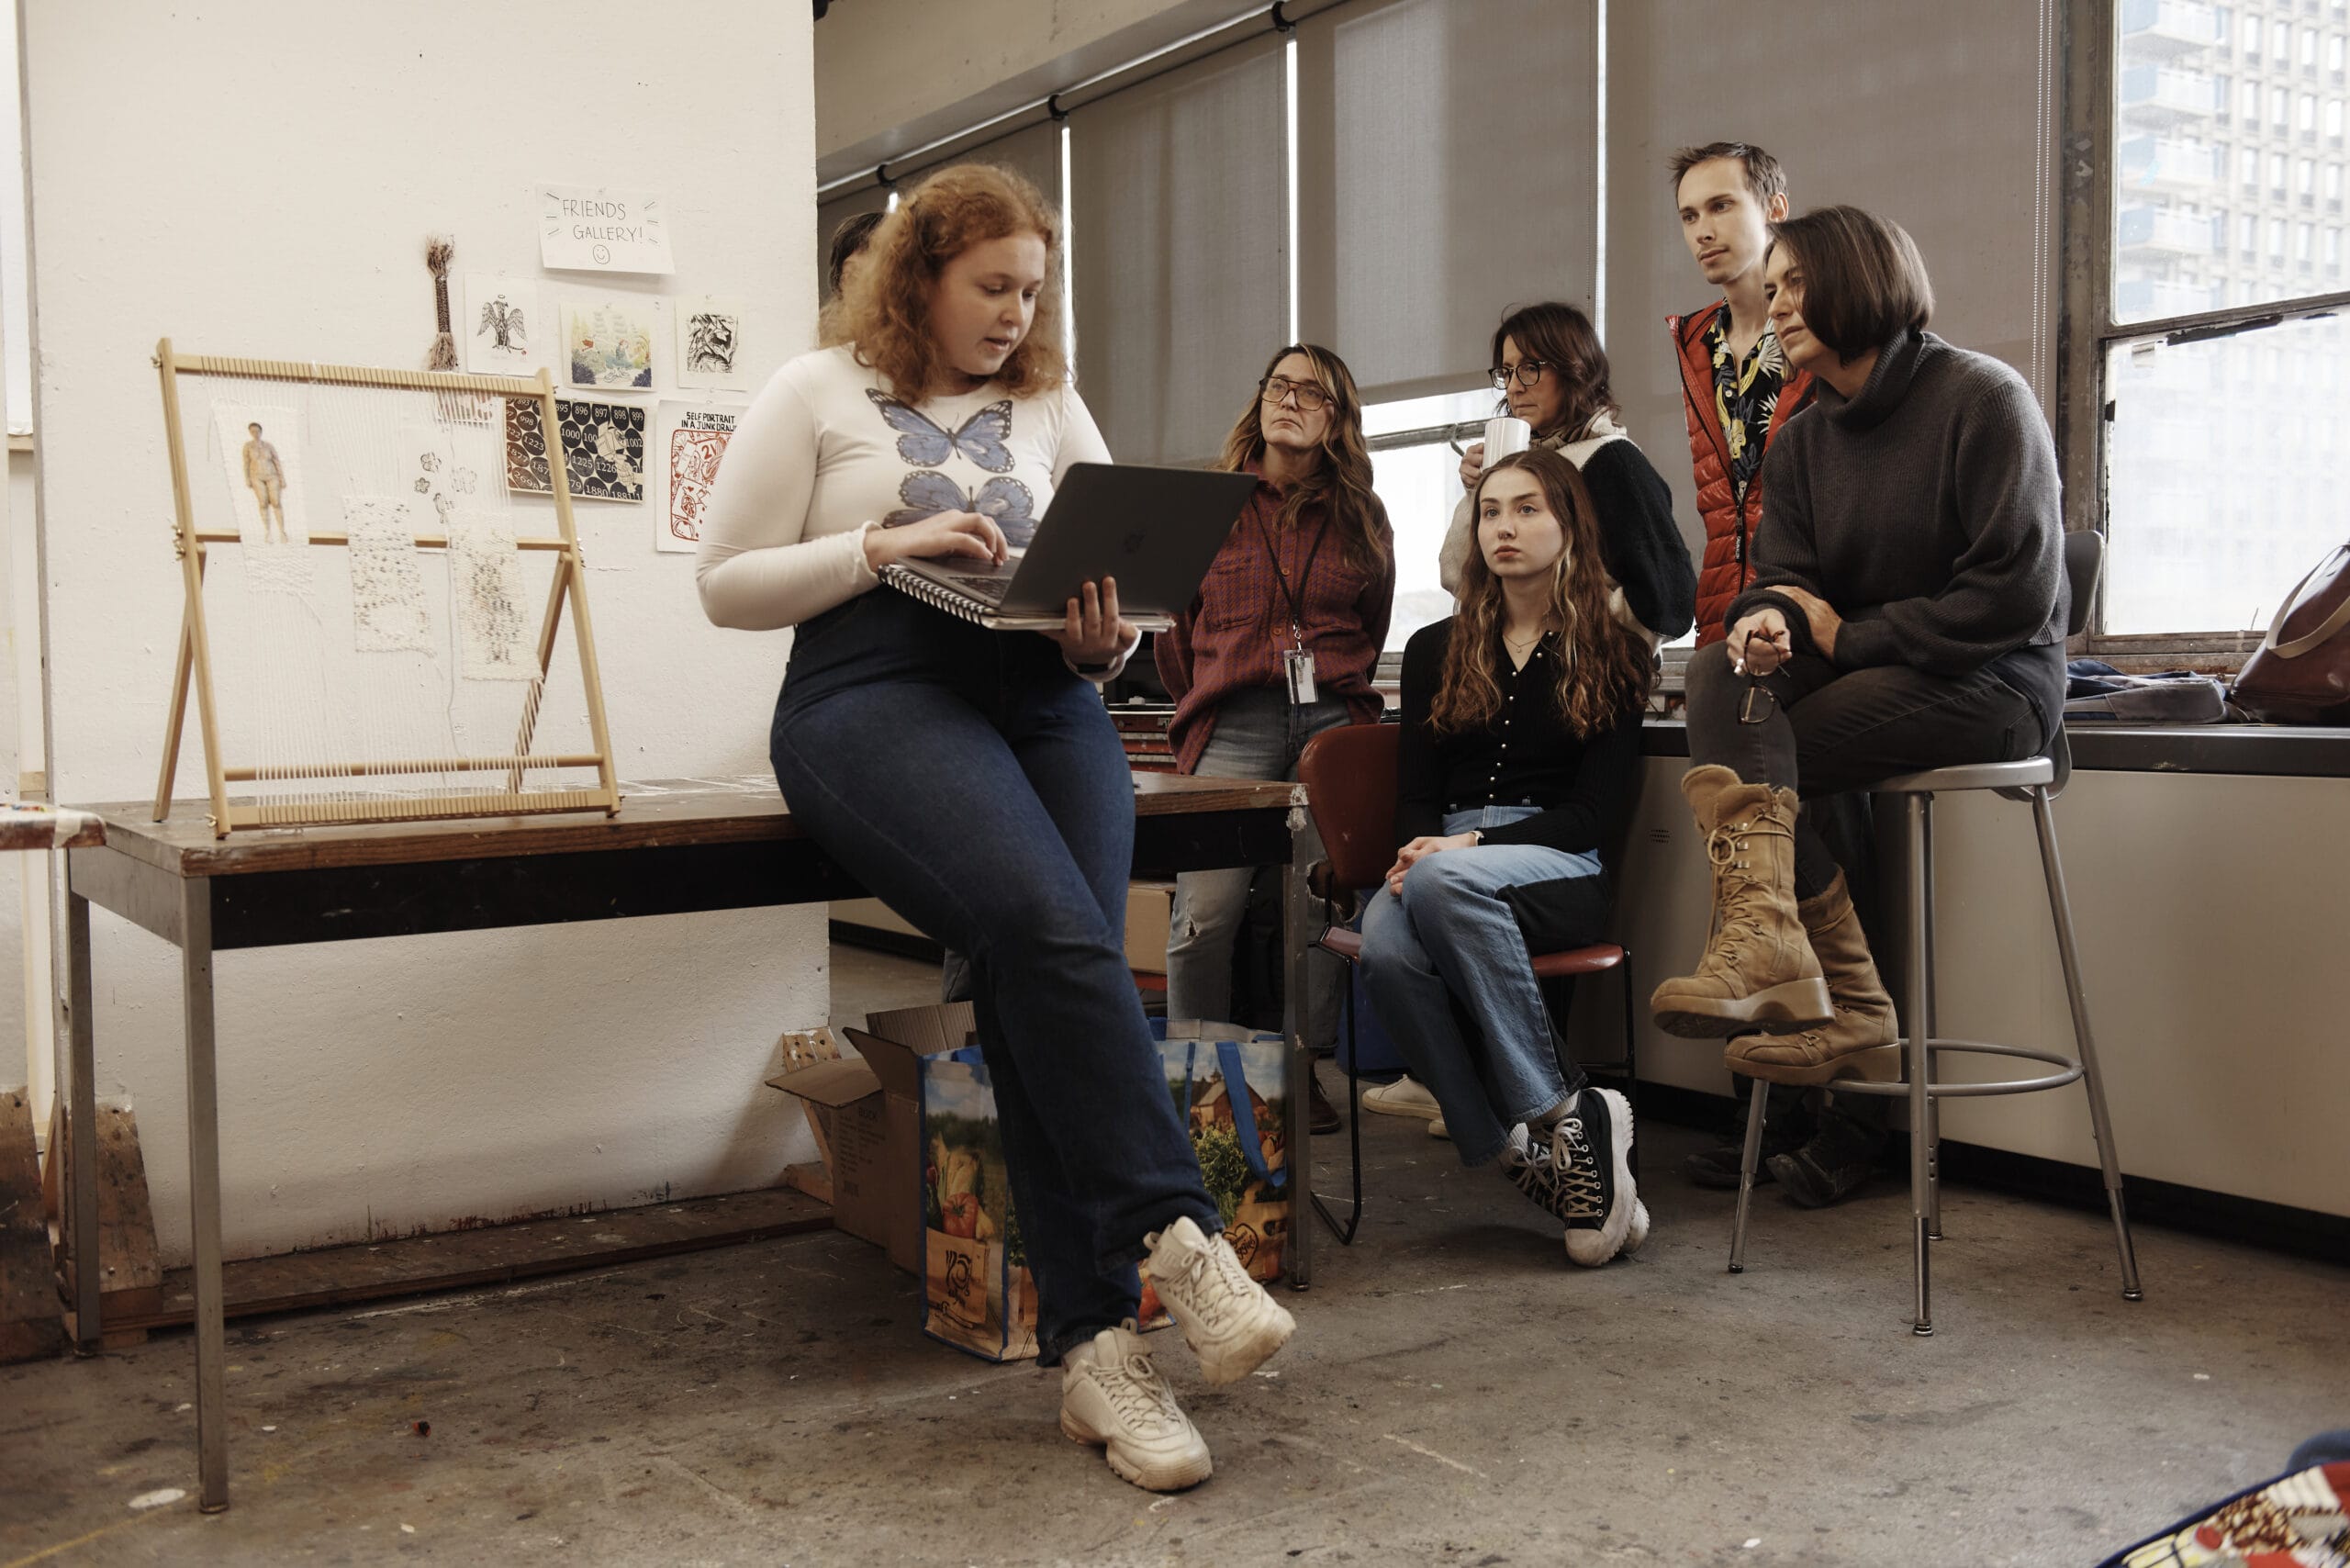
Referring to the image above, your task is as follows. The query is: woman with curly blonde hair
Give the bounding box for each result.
[1361,446,1665,1269]
[698,162,1293,1494]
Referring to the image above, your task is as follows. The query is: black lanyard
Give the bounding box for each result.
[1252,504,1326,649]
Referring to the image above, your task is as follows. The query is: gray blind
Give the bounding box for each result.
[1606,0,2058,535]
[1295,0,1599,405]
[1071,34,1288,465]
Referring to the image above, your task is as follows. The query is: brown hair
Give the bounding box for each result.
[825,208,886,297]
[1766,205,1935,364]
[1667,140,1789,207]
[821,162,1069,398]
[1490,302,1617,443]
[1215,343,1391,577]
[1430,449,1654,740]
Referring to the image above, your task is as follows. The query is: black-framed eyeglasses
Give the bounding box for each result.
[1490,360,1554,391]
[1738,678,1779,725]
[1259,375,1332,412]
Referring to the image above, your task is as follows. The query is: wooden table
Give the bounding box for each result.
[59,773,1316,1513]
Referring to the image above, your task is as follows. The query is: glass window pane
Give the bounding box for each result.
[1367,438,1465,652]
[2103,318,2348,634]
[2109,4,2347,322]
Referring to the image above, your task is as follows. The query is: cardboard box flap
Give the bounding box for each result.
[838,1023,956,1101]
[765,1056,881,1108]
[861,1002,979,1056]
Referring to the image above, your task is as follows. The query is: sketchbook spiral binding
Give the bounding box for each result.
[880,562,1001,624]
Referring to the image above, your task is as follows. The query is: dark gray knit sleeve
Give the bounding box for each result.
[1577,442,1695,641]
[1831,375,2062,674]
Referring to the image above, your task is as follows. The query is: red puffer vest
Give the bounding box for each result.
[1670,303,1816,644]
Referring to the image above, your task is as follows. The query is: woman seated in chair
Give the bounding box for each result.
[1649,207,2068,1108]
[1360,447,1665,1267]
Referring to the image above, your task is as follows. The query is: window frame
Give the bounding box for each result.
[2061,0,2350,663]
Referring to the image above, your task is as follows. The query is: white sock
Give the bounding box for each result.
[1530,1091,1580,1131]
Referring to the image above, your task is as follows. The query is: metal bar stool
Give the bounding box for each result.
[1297,722,1637,1244]
[1725,532,2143,1333]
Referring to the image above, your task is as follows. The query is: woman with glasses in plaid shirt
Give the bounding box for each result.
[1156,345,1394,1078]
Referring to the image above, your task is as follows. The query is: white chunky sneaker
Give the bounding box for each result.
[1060,1323,1213,1493]
[1427,1115,1450,1140]
[1362,1075,1442,1120]
[1142,1215,1295,1385]
[1496,1088,1641,1267]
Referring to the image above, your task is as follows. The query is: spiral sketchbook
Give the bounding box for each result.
[880,463,1258,632]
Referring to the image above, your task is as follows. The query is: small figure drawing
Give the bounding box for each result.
[686,311,737,375]
[476,294,528,357]
[241,422,289,543]
[593,420,643,490]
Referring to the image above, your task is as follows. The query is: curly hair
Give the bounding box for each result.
[1430,449,1654,740]
[1214,343,1391,577]
[820,162,1070,398]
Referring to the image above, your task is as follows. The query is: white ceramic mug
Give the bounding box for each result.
[1483,415,1532,465]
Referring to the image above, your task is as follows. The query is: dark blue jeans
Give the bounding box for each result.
[769,589,1222,1365]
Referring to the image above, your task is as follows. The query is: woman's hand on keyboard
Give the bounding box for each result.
[863,510,1009,573]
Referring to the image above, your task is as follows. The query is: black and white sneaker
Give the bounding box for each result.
[1499,1089,1642,1267]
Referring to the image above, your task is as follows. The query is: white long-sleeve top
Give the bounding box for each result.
[696,344,1116,645]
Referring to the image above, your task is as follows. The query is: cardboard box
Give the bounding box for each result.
[766,1006,979,1277]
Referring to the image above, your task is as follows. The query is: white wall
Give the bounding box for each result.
[20,1,824,1264]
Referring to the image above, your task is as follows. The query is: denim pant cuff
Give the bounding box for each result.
[1095,1202,1223,1278]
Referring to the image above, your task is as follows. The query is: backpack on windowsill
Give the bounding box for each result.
[2232,543,2350,725]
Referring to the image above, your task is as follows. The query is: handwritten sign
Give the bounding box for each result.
[535,185,676,275]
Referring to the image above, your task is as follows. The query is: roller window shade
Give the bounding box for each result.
[1295,0,1599,406]
[1070,34,1288,465]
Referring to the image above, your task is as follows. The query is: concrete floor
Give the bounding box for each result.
[4,945,2344,1567]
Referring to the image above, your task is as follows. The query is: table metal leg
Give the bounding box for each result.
[179,878,229,1512]
[1282,806,1313,1291]
[65,890,101,1354]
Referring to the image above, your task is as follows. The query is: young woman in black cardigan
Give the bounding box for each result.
[1361,447,1684,1266]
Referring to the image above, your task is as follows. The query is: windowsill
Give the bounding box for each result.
[1634,716,2350,778]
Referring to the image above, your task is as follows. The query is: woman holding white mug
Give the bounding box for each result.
[1438,303,1695,647]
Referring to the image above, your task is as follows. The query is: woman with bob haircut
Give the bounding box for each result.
[1157,343,1393,1092]
[1438,301,1694,646]
[1649,206,2068,1174]
[1362,446,1662,1268]
[697,162,1292,1494]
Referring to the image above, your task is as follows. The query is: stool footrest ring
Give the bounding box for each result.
[1821,1038,2085,1100]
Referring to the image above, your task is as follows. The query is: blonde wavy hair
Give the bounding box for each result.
[821,162,1070,398]
[1432,449,1654,740]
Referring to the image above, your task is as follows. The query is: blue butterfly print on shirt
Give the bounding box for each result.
[885,470,1039,549]
[866,390,1015,473]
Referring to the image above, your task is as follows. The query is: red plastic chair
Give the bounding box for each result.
[1295,722,1638,1244]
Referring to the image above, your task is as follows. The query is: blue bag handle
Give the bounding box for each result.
[1215,1037,1287,1193]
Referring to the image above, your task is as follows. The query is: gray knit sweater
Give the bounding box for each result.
[1729,329,2067,738]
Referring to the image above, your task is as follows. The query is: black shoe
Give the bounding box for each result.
[1767,1117,1887,1208]
[1682,1103,1809,1190]
[1308,1075,1342,1135]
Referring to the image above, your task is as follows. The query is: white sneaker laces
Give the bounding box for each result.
[1548,1119,1605,1221]
[1090,1352,1182,1432]
[1169,1235,1253,1331]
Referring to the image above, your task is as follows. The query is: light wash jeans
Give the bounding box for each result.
[1358,805,1606,1168]
[1166,687,1351,1047]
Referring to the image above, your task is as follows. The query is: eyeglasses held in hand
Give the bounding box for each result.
[1738,678,1779,725]
[1489,361,1554,391]
[1259,375,1332,413]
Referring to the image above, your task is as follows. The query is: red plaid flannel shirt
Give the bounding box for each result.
[1155,472,1394,774]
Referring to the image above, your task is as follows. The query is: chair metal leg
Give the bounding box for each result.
[1919,796,1943,1243]
[2031,789,2143,1302]
[1309,956,1364,1246]
[1620,947,1639,1177]
[1903,796,1934,1336]
[1728,1076,1768,1273]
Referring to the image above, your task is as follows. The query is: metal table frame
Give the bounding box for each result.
[56,775,1316,1512]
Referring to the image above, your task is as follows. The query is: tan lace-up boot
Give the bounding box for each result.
[1727,870,1902,1084]
[1649,766,1833,1037]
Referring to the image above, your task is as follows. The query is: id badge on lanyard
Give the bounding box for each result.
[1284,637,1318,705]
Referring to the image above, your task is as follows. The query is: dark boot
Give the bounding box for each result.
[1767,1107,1888,1207]
[1308,1074,1342,1135]
[1682,1082,1812,1189]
